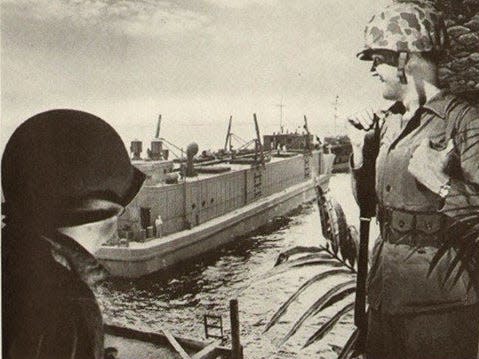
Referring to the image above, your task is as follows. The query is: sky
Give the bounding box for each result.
[1,0,391,153]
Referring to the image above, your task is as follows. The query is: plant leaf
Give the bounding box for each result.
[429,222,479,288]
[274,246,325,266]
[278,279,356,347]
[337,327,359,359]
[447,237,477,289]
[345,225,359,268]
[263,268,352,332]
[312,285,356,316]
[261,256,340,282]
[291,258,345,269]
[428,235,456,277]
[303,302,354,348]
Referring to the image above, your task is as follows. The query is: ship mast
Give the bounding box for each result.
[155,114,162,138]
[253,113,265,167]
[224,115,233,152]
[303,115,312,153]
[276,97,285,134]
[332,95,340,136]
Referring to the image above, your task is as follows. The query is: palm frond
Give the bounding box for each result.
[345,225,360,268]
[274,246,325,266]
[447,237,478,291]
[312,285,356,316]
[278,279,356,347]
[277,251,332,267]
[290,258,347,269]
[303,301,355,349]
[337,327,359,359]
[264,187,361,355]
[260,254,343,282]
[427,235,456,277]
[429,220,479,288]
[263,268,352,333]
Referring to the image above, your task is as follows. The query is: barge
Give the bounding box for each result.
[97,115,334,278]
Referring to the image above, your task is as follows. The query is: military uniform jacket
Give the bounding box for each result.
[2,227,108,359]
[352,91,479,315]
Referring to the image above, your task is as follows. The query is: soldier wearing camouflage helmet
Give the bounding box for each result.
[348,2,479,358]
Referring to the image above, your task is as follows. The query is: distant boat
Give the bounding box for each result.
[321,95,352,173]
[96,115,335,278]
[323,135,352,173]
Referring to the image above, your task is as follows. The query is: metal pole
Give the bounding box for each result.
[333,95,339,135]
[354,216,370,353]
[276,99,285,133]
[230,299,242,359]
[253,114,265,167]
[156,114,162,138]
[224,115,232,152]
[352,116,380,356]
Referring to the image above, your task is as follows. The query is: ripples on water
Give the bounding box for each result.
[99,174,378,358]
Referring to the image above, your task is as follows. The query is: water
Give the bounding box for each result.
[98,174,379,358]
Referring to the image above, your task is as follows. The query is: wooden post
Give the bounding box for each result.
[229,299,242,359]
[161,328,191,359]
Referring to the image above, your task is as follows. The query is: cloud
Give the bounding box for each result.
[1,0,394,150]
[203,0,277,9]
[2,0,210,37]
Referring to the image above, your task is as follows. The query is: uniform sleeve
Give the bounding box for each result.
[440,106,479,225]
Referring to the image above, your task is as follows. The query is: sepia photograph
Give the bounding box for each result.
[1,0,479,358]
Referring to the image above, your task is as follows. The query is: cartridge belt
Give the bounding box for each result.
[377,206,450,247]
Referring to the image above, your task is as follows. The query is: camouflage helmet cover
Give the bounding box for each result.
[358,2,447,60]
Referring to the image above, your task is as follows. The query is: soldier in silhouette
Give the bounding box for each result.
[2,110,146,359]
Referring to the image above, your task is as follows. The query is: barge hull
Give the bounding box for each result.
[97,175,330,278]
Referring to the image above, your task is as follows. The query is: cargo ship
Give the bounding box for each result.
[96,115,335,278]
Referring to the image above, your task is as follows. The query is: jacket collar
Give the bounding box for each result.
[421,90,457,119]
[42,232,110,288]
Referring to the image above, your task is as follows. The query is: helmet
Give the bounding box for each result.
[357,2,448,61]
[2,109,146,227]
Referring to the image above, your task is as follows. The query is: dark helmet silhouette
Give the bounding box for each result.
[2,109,146,227]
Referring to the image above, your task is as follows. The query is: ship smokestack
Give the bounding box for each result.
[148,115,164,160]
[186,142,199,177]
[149,139,163,160]
[130,140,143,160]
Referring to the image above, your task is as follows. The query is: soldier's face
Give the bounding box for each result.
[370,53,405,101]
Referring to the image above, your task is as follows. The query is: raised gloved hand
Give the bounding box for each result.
[347,109,383,218]
[347,108,384,168]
